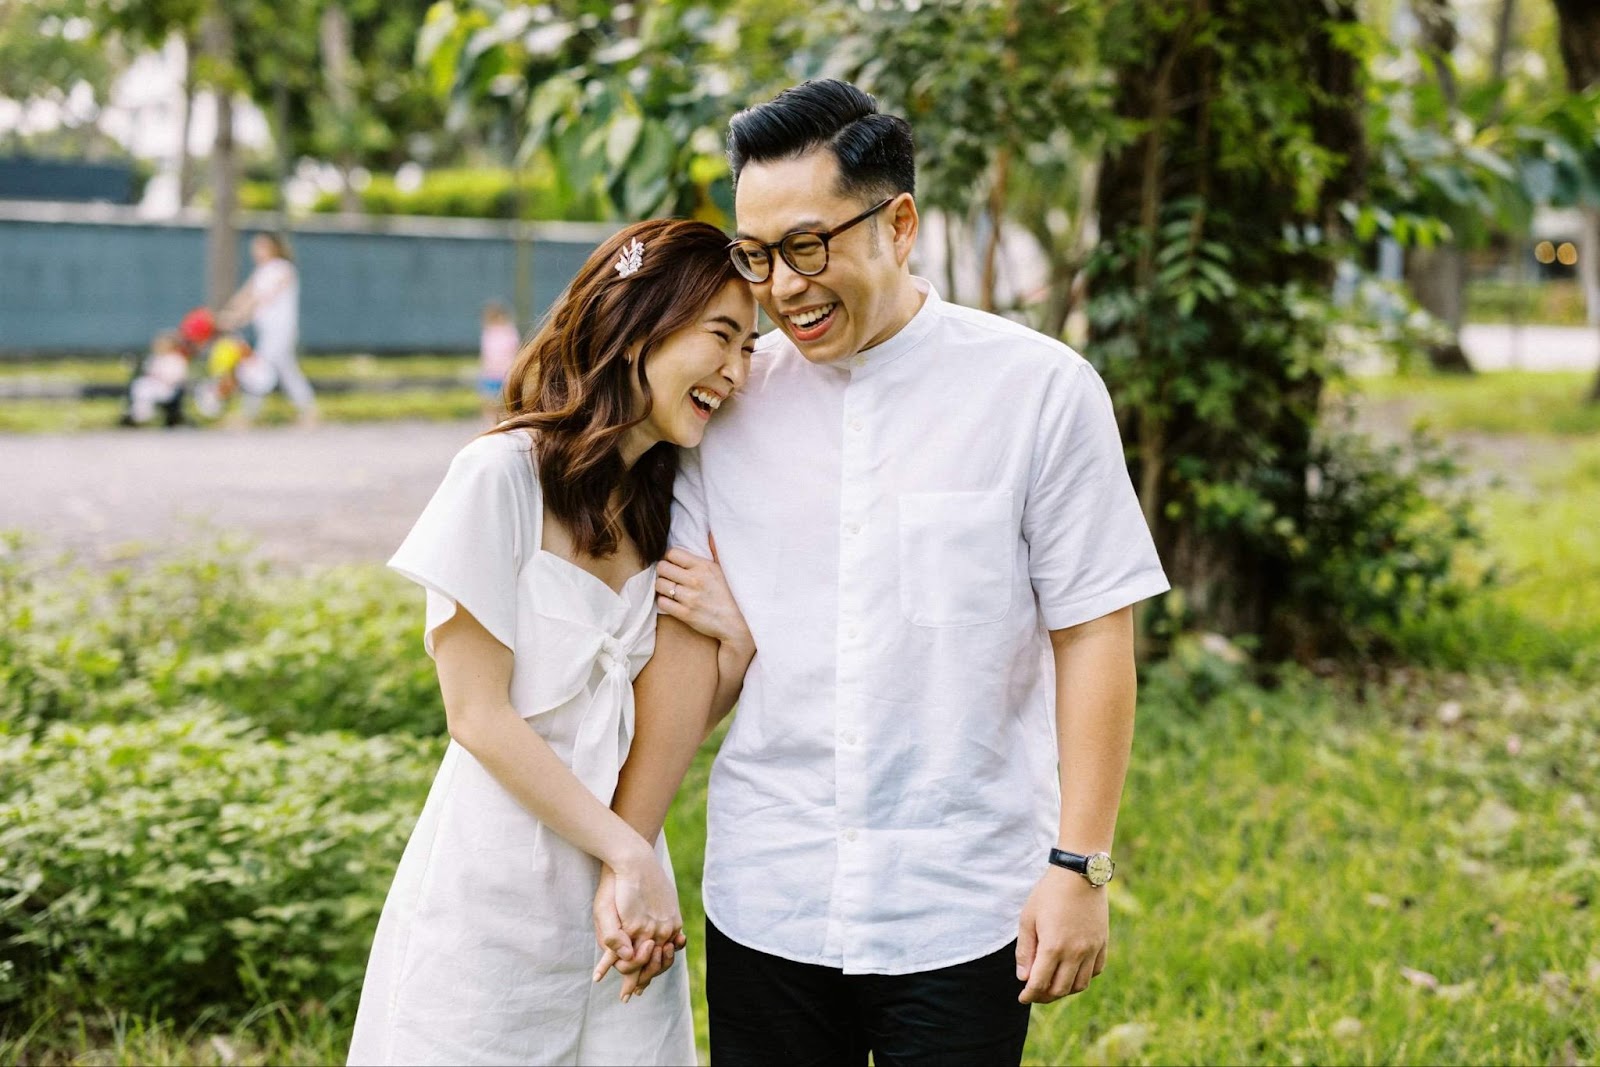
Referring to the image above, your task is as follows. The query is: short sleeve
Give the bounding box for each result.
[1024,361,1170,631]
[667,445,710,556]
[387,433,537,657]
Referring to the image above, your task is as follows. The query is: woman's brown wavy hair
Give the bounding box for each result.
[491,218,744,562]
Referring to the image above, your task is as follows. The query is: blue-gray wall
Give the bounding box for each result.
[0,158,137,203]
[0,203,617,355]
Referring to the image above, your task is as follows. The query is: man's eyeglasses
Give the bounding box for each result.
[727,198,894,284]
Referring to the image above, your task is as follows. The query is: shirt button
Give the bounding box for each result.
[845,625,859,640]
[849,419,863,432]
[843,829,858,842]
[844,522,861,535]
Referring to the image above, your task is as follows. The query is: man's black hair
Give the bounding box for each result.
[727,79,915,202]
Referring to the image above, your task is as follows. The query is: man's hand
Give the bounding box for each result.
[1015,865,1109,1004]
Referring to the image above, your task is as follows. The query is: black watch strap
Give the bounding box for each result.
[1048,848,1088,873]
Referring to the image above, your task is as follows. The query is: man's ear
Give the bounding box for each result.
[890,194,919,268]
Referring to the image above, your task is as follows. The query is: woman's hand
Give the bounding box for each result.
[592,848,685,1001]
[655,534,753,658]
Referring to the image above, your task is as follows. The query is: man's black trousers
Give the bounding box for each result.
[705,919,1032,1066]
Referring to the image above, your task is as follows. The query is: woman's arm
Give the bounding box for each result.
[432,605,682,958]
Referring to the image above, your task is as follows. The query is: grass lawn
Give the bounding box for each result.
[0,354,480,433]
[4,371,1597,1065]
[1352,370,1600,437]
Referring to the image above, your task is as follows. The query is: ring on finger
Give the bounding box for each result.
[665,580,678,599]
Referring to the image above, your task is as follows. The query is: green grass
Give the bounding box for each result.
[1354,371,1600,437]
[5,369,1598,1066]
[0,353,476,382]
[0,353,482,433]
[1465,279,1588,327]
[1385,438,1600,676]
[10,670,1595,1066]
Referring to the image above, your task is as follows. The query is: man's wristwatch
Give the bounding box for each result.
[1048,848,1115,888]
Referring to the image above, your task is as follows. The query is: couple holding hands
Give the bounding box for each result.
[347,79,1168,1067]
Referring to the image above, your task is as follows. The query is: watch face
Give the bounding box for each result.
[1086,852,1115,887]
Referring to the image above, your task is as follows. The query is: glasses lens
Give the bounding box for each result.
[729,242,770,282]
[782,234,827,275]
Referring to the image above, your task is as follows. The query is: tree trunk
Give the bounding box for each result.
[1093,0,1364,654]
[1490,0,1516,85]
[1550,0,1600,398]
[176,31,197,209]
[1406,244,1475,371]
[320,4,363,214]
[1410,0,1475,372]
[203,5,238,311]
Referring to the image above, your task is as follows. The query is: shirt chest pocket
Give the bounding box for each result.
[897,490,1014,627]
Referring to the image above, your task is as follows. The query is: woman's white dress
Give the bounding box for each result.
[347,430,695,1066]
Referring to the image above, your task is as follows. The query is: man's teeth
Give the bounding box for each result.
[690,388,723,411]
[788,303,836,328]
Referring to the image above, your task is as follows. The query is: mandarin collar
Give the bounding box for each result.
[829,277,941,376]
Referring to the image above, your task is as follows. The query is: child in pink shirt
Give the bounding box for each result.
[479,301,521,422]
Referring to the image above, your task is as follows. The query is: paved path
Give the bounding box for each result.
[1460,324,1598,372]
[3,420,484,567]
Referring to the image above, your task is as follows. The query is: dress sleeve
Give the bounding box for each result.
[387,434,536,656]
[1024,360,1170,631]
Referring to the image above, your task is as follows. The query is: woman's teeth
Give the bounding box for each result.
[788,304,836,329]
[690,388,722,413]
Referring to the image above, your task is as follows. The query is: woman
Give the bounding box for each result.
[219,232,317,426]
[347,219,759,1066]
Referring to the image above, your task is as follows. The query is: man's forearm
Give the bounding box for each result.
[613,614,722,841]
[1050,606,1138,852]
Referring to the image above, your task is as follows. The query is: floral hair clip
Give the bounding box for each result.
[614,238,645,278]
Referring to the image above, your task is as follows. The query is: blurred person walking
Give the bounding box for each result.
[347,219,760,1066]
[219,233,317,426]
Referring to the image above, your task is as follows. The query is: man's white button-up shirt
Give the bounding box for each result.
[669,280,1169,975]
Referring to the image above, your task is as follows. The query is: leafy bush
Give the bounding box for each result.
[309,168,568,220]
[1278,422,1488,659]
[0,538,442,739]
[0,711,439,1020]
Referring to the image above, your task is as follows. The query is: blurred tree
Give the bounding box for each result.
[1406,0,1475,372]
[1090,0,1368,656]
[833,0,1112,320]
[0,0,118,152]
[96,0,203,202]
[419,0,816,223]
[1549,0,1600,398]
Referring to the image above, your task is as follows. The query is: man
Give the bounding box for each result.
[598,79,1169,1064]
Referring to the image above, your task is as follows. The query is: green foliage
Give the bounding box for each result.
[0,538,442,739]
[309,168,566,219]
[0,710,437,1018]
[420,0,809,223]
[1283,423,1486,659]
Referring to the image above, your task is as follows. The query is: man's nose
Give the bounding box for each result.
[769,256,808,301]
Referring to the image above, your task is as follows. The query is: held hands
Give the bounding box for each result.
[654,534,754,658]
[1015,865,1109,1004]
[591,850,686,1002]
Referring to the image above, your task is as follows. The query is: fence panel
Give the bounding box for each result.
[0,203,615,355]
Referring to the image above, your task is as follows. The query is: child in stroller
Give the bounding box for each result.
[120,329,194,427]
